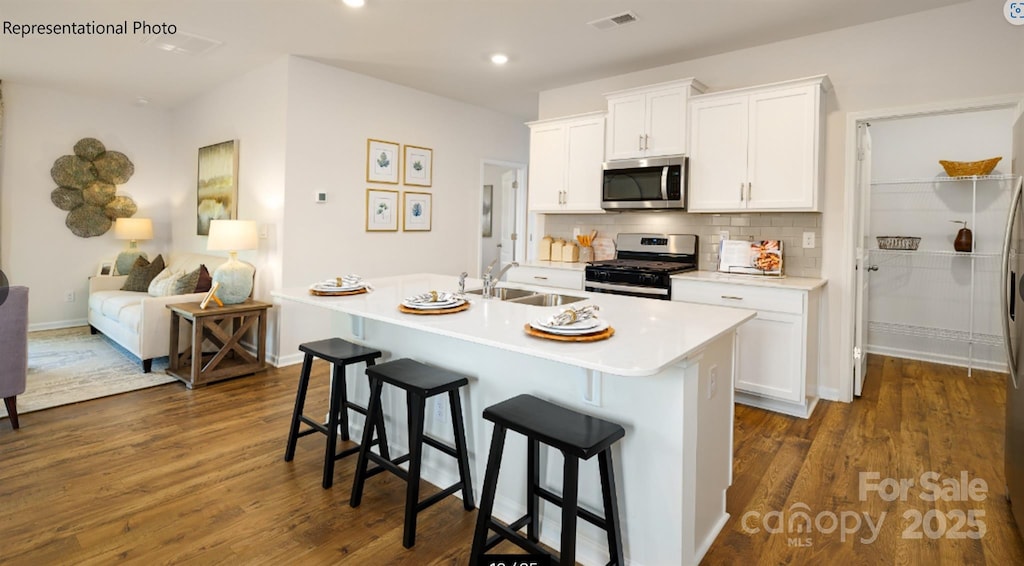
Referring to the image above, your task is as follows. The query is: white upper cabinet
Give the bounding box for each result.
[687,75,830,213]
[527,112,606,214]
[604,78,706,161]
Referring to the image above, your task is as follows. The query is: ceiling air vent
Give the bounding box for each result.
[143,31,222,56]
[588,11,639,31]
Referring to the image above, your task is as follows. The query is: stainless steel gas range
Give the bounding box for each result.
[584,233,698,300]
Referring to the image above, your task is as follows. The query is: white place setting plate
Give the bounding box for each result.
[401,298,464,310]
[530,318,609,335]
[311,283,366,292]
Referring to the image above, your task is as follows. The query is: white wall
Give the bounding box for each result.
[534,0,1024,396]
[168,57,289,356]
[0,82,171,329]
[275,57,529,359]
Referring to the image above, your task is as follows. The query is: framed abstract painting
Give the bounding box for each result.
[197,140,239,236]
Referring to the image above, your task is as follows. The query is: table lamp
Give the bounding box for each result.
[206,219,258,304]
[113,218,153,275]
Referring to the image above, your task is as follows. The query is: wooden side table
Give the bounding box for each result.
[166,299,271,389]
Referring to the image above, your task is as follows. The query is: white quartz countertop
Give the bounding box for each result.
[672,270,827,291]
[272,273,754,377]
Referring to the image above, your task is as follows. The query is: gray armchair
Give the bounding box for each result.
[1,286,28,429]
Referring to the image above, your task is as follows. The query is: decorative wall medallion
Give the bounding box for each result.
[49,137,138,237]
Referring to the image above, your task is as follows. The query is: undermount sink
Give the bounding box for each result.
[464,287,588,306]
[464,287,536,300]
[507,293,588,307]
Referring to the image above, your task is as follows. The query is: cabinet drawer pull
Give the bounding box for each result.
[721,295,745,301]
[747,182,752,201]
[644,134,649,150]
[639,134,644,151]
[739,183,745,201]
[533,276,549,280]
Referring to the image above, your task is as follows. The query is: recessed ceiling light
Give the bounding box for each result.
[490,53,509,65]
[342,0,365,7]
[135,96,150,106]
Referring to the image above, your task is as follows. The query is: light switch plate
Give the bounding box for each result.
[315,191,327,203]
[803,232,815,248]
[719,230,730,241]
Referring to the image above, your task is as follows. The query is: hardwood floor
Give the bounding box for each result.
[1,354,1022,565]
[704,355,1024,565]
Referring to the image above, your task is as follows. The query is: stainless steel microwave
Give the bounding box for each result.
[601,156,687,210]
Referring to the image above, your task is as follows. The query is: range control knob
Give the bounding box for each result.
[640,273,659,286]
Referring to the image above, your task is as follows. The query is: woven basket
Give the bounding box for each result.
[877,236,920,251]
[939,157,1001,177]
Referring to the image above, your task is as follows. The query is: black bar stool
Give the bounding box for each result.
[284,338,384,489]
[470,394,626,566]
[349,358,475,548]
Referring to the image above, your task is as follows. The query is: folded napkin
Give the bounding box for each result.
[406,290,458,304]
[546,304,600,327]
[314,274,362,288]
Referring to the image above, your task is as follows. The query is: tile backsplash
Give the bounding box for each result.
[540,211,822,278]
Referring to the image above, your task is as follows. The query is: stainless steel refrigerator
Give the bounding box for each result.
[1001,113,1024,538]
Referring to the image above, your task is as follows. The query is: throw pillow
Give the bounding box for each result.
[121,255,165,292]
[148,268,182,297]
[174,267,203,295]
[195,264,213,293]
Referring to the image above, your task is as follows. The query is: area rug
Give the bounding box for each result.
[0,326,176,420]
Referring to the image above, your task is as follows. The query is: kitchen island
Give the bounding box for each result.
[272,273,754,566]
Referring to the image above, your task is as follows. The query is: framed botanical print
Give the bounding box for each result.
[197,140,239,236]
[366,139,400,184]
[403,145,432,187]
[366,189,399,231]
[403,191,432,231]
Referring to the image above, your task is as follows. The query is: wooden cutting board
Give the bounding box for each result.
[398,302,470,315]
[309,287,368,297]
[523,323,615,342]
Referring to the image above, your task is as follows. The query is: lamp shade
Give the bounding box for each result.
[207,220,258,252]
[114,218,153,241]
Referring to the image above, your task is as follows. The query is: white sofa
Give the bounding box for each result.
[88,253,228,372]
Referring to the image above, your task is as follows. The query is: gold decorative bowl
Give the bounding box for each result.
[939,157,1001,177]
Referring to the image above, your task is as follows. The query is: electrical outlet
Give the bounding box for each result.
[802,232,816,249]
[258,224,269,239]
[573,227,581,238]
[64,290,75,303]
[708,365,718,400]
[719,230,730,242]
[315,191,327,204]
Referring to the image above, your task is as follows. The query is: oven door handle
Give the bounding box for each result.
[585,281,670,297]
[660,166,669,201]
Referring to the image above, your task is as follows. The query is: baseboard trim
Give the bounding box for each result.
[736,391,817,418]
[818,385,841,401]
[29,319,88,332]
[274,352,304,368]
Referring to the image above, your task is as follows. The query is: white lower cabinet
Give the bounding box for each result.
[506,265,584,290]
[672,278,821,418]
